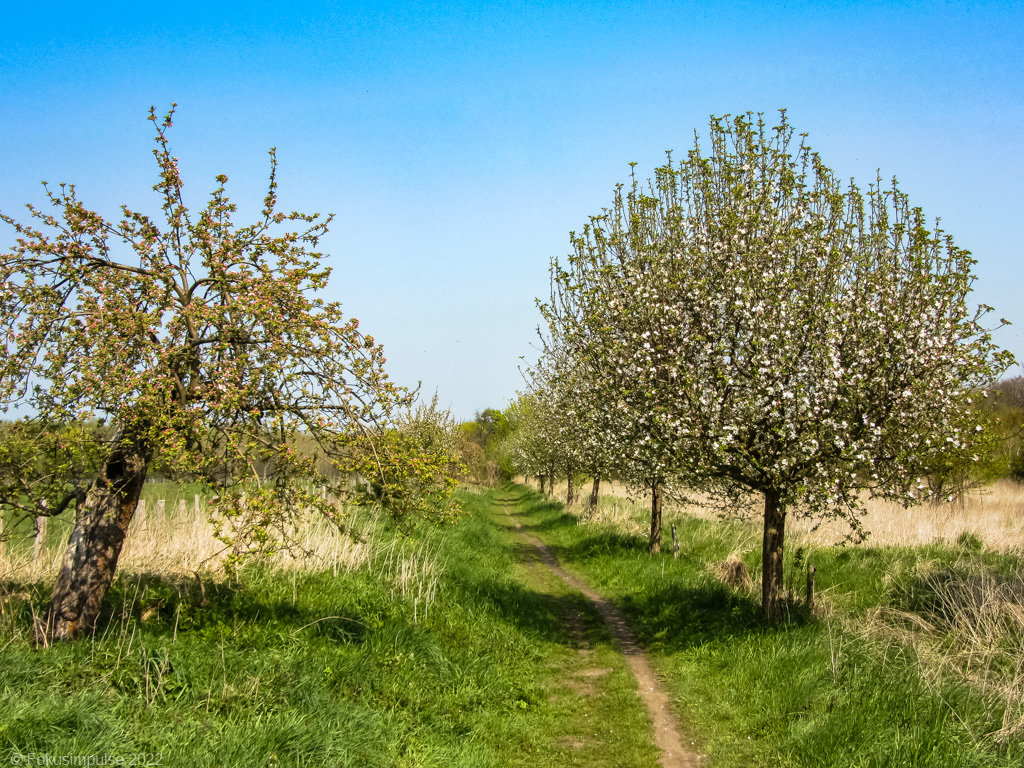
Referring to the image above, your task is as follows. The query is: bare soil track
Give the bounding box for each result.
[495,494,702,768]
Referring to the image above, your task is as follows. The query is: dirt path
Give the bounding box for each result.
[497,497,702,768]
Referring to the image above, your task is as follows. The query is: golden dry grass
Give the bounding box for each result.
[791,481,1024,552]
[529,476,1024,553]
[0,496,377,584]
[714,554,753,590]
[1,493,448,624]
[0,491,450,622]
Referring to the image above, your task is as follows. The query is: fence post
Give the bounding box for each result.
[671,524,680,559]
[135,498,147,528]
[806,564,816,613]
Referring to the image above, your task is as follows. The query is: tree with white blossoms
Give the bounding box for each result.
[508,351,616,506]
[532,330,640,516]
[527,357,595,506]
[541,196,699,553]
[544,111,1013,618]
[0,106,461,641]
[498,389,560,495]
[550,360,617,514]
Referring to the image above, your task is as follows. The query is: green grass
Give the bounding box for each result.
[512,486,1024,768]
[0,488,658,767]
[7,483,1020,767]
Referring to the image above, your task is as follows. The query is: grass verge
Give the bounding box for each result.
[514,486,1024,768]
[0,488,654,767]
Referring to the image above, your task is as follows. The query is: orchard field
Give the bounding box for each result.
[3,104,1023,767]
[2,480,1023,766]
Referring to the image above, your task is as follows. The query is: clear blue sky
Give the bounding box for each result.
[2,0,1021,420]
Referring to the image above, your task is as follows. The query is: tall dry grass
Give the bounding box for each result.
[0,494,443,621]
[865,559,1024,744]
[532,476,1024,553]
[791,481,1024,553]
[0,496,375,583]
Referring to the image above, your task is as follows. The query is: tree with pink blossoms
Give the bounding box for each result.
[0,106,459,641]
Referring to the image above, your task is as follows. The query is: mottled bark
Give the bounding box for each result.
[41,436,150,642]
[648,478,663,554]
[761,488,786,621]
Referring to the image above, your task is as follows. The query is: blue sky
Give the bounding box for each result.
[2,0,1021,420]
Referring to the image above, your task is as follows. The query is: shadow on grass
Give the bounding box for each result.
[452,570,598,646]
[3,565,593,655]
[501,486,815,655]
[0,570,379,647]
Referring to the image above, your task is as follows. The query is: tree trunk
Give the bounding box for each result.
[539,475,547,495]
[761,488,786,621]
[648,478,663,554]
[588,475,601,515]
[41,436,150,642]
[566,462,576,506]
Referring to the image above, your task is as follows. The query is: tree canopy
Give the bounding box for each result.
[540,111,1013,618]
[0,106,459,639]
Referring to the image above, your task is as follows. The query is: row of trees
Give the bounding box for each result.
[1,106,463,641]
[505,112,1014,619]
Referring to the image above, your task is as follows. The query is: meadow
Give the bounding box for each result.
[2,480,1023,766]
[0,487,656,767]
[531,477,1024,764]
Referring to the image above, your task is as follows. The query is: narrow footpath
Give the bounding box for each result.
[494,493,701,768]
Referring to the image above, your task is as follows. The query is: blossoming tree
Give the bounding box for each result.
[544,112,1013,618]
[540,198,699,552]
[0,106,459,640]
[497,390,560,495]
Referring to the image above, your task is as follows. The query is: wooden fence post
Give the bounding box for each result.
[806,564,816,613]
[671,524,680,559]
